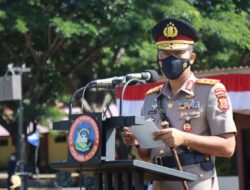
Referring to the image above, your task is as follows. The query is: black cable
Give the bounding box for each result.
[102,89,117,119]
[102,97,113,118]
[69,85,87,119]
[80,82,92,114]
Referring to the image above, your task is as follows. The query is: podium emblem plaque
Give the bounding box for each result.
[68,115,100,162]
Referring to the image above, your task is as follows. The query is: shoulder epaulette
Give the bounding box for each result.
[196,78,220,85]
[146,85,163,95]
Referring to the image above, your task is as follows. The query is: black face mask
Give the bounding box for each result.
[158,55,190,80]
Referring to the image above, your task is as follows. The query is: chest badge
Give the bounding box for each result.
[179,100,200,110]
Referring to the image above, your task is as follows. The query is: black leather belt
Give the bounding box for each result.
[153,152,214,171]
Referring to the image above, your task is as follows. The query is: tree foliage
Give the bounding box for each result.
[0,0,249,144]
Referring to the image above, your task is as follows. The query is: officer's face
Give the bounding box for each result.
[157,48,196,65]
[157,49,191,60]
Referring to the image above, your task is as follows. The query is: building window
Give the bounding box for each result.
[55,135,66,143]
[0,139,8,146]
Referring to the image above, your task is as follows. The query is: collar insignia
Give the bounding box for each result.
[146,85,164,95]
[196,78,220,85]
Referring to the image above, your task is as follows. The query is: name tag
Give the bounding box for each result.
[148,110,157,115]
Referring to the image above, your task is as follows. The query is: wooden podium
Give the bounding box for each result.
[50,114,197,190]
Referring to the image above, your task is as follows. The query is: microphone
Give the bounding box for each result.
[126,70,159,83]
[89,70,159,88]
[90,76,125,86]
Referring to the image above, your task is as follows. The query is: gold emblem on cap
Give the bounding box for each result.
[163,22,178,38]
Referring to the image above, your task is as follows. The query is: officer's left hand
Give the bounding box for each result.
[152,128,185,148]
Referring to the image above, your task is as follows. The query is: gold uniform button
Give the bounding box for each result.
[205,156,210,161]
[167,102,173,108]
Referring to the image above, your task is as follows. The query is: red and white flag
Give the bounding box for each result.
[116,74,250,116]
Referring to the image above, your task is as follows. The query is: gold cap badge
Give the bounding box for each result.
[163,22,178,38]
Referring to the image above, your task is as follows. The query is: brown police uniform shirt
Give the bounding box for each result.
[141,73,237,190]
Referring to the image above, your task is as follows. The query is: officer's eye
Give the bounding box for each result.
[158,50,186,59]
[174,51,185,57]
[158,51,171,59]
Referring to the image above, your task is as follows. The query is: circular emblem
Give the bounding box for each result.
[163,22,178,38]
[68,115,100,162]
[217,98,229,112]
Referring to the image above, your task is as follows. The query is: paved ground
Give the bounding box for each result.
[0,188,85,190]
[0,172,87,189]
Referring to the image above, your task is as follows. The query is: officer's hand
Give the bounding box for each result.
[121,127,139,146]
[153,128,185,148]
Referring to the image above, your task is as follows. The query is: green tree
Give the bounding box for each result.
[0,0,157,139]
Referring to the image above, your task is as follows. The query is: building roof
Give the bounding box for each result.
[194,66,250,77]
[0,125,10,136]
[0,124,49,137]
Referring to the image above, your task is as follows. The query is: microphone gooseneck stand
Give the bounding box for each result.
[68,82,119,190]
[119,78,146,116]
[69,83,89,119]
[69,83,118,119]
[118,78,146,160]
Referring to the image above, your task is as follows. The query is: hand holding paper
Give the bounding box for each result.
[129,119,165,148]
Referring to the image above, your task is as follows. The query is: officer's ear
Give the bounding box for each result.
[157,50,162,68]
[190,52,196,65]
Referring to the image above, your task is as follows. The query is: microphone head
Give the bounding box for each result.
[145,69,159,83]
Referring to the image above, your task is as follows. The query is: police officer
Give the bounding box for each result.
[122,18,237,190]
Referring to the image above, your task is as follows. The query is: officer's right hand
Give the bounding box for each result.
[121,127,139,146]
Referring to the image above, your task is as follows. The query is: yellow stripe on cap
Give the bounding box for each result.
[156,42,192,51]
[196,78,220,85]
[156,40,194,45]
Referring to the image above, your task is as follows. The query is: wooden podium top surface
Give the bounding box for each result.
[50,159,197,182]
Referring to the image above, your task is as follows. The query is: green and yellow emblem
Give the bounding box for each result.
[75,128,92,152]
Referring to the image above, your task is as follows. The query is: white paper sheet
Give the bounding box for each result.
[129,119,164,148]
